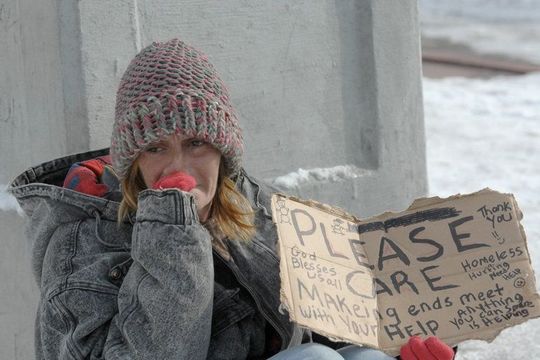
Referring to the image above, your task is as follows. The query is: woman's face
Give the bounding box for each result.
[136,132,221,222]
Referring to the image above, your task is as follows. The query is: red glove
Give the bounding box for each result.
[151,171,197,192]
[63,155,111,197]
[400,336,454,360]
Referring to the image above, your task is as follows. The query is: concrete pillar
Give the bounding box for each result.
[0,210,39,359]
[0,1,426,357]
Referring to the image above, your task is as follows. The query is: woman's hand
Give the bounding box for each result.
[400,336,454,360]
[151,171,197,192]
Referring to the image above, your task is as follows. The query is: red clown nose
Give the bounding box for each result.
[152,172,197,192]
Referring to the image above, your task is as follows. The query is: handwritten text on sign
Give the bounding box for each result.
[272,190,540,356]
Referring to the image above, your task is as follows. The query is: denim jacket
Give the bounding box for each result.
[8,148,303,359]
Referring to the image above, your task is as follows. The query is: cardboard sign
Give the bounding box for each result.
[271,189,540,356]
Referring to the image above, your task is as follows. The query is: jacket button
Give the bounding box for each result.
[109,268,122,281]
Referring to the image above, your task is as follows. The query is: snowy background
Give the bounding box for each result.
[420,0,540,359]
[425,72,540,360]
[420,0,540,64]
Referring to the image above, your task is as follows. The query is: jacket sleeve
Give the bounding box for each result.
[37,189,214,359]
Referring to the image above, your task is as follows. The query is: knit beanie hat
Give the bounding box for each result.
[110,38,243,180]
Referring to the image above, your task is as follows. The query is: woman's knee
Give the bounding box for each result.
[269,343,345,360]
[337,345,395,360]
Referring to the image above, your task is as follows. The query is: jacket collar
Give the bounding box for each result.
[8,148,122,221]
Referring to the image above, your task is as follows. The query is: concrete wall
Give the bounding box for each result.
[0,211,39,359]
[1,0,73,184]
[0,0,426,357]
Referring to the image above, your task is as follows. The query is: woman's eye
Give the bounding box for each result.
[145,146,163,153]
[191,140,205,147]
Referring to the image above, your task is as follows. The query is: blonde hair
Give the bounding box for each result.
[117,160,256,242]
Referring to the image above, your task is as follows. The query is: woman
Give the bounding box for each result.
[8,39,454,359]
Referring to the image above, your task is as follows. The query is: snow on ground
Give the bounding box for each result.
[272,165,373,189]
[423,72,540,359]
[419,0,540,64]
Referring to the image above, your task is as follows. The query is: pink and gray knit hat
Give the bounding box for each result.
[110,38,243,180]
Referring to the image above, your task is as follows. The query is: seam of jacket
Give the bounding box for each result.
[211,288,255,337]
[34,221,74,289]
[63,220,80,292]
[244,174,280,260]
[45,219,121,300]
[103,338,126,359]
[51,293,84,359]
[250,236,279,263]
[118,272,152,332]
[47,281,120,300]
[173,190,182,224]
[37,220,78,297]
[247,175,273,220]
[115,224,151,328]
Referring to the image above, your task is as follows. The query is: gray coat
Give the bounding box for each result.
[8,148,303,359]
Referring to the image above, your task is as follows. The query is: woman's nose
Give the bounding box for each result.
[163,152,189,175]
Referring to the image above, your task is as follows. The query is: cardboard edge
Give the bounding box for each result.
[271,189,513,225]
[352,188,521,224]
[271,194,295,322]
[271,192,363,222]
[397,187,496,212]
[383,310,540,357]
[271,194,382,349]
[509,194,540,301]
